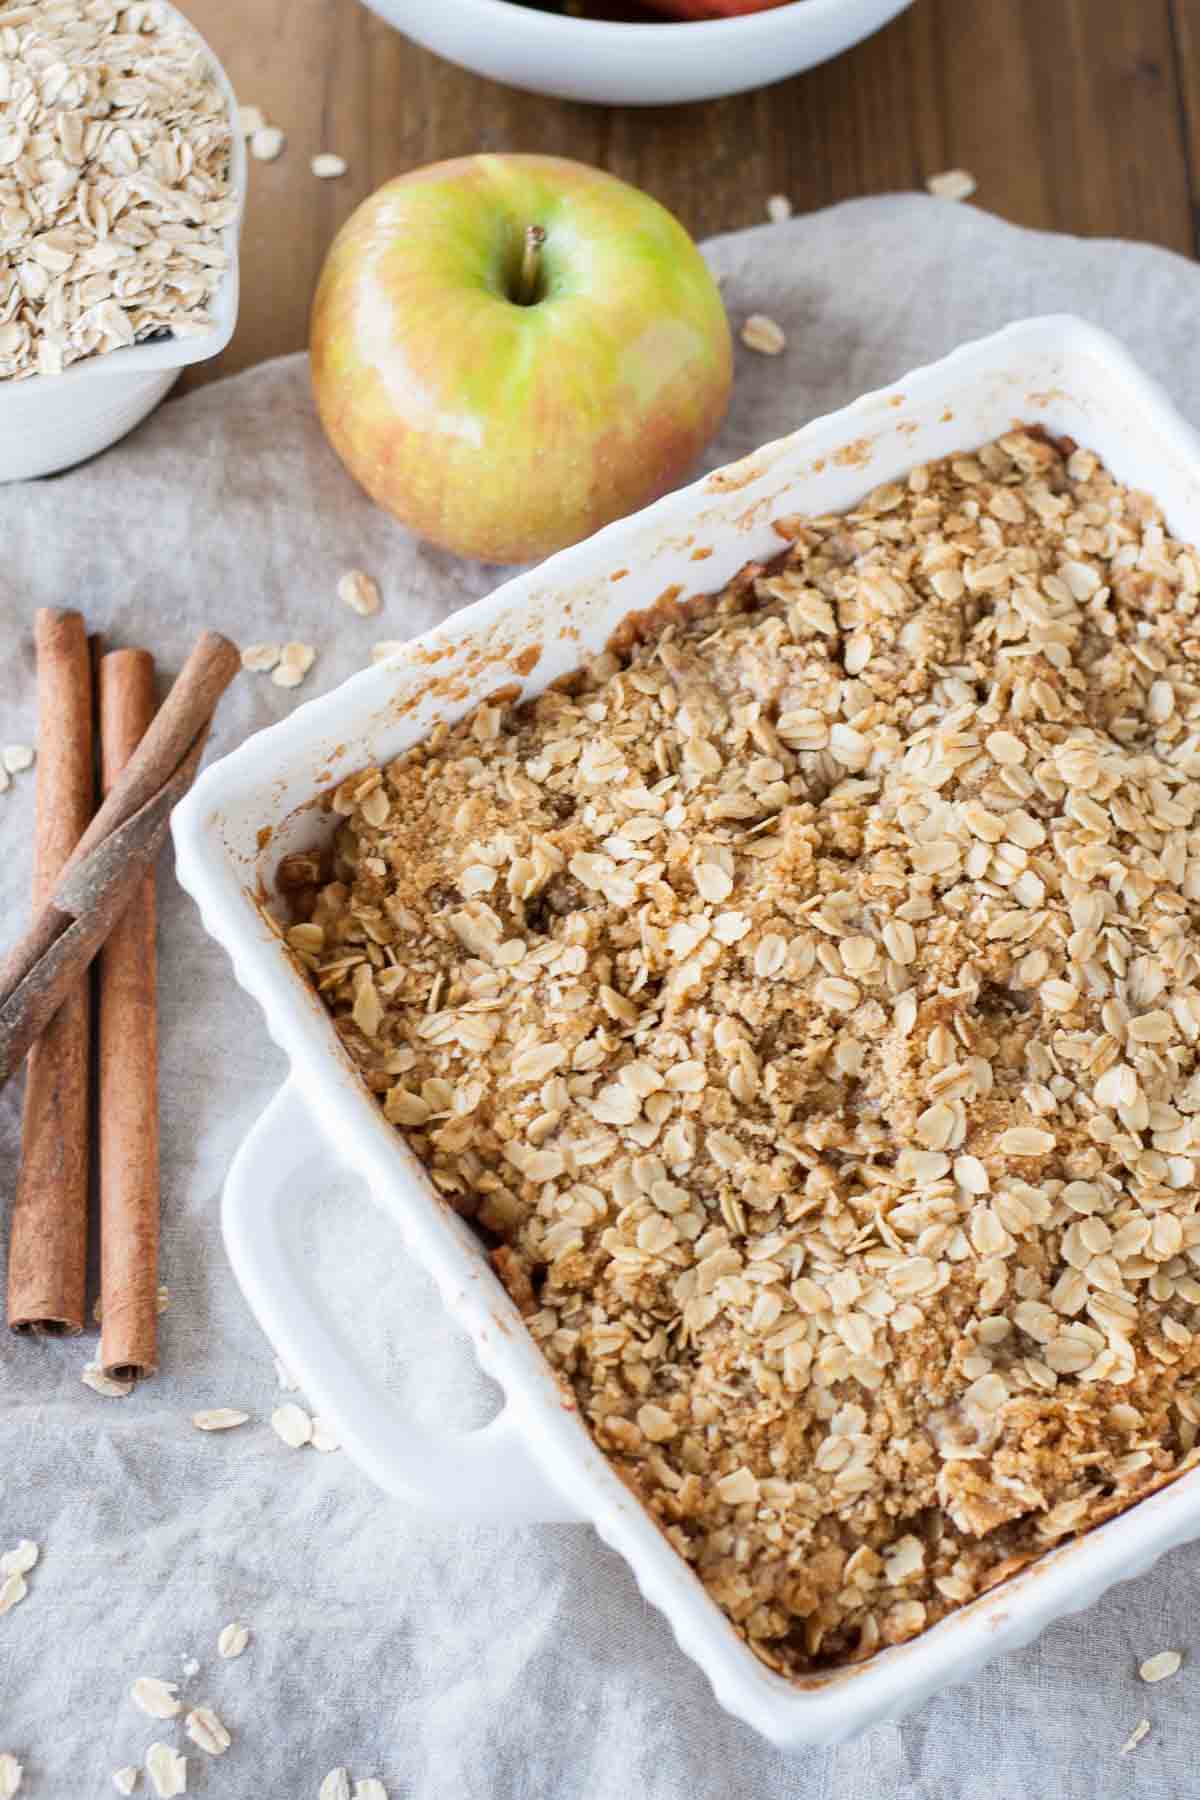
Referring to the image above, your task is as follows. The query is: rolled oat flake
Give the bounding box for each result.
[271,1402,313,1447]
[0,1542,37,1577]
[218,1620,250,1659]
[191,1408,250,1431]
[145,1743,186,1799]
[185,1705,231,1756]
[0,1574,26,1616]
[1120,1720,1150,1755]
[131,1677,182,1720]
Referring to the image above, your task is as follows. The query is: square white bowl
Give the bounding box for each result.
[0,2,247,484]
[174,315,1200,1744]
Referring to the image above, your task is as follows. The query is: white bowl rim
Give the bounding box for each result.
[404,0,884,45]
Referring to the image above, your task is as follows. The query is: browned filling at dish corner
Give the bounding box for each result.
[277,429,1200,1676]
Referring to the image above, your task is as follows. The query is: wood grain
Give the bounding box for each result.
[1171,0,1200,255]
[180,0,1197,393]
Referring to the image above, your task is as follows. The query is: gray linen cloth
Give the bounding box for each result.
[2,194,1200,1799]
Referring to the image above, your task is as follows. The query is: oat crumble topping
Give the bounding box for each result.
[286,431,1200,1675]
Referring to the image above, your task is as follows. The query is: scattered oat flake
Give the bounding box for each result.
[82,1361,133,1398]
[0,1574,26,1617]
[218,1620,250,1659]
[1139,1649,1181,1683]
[236,103,265,136]
[242,642,281,673]
[319,1772,351,1800]
[185,1706,231,1756]
[0,1755,20,1798]
[740,313,786,355]
[250,125,286,163]
[1121,1719,1151,1755]
[311,1415,342,1453]
[271,1402,313,1447]
[272,643,317,689]
[145,1743,187,1798]
[312,153,347,178]
[0,1542,37,1578]
[370,641,405,666]
[113,1770,140,1796]
[765,194,791,223]
[2,746,33,773]
[354,1783,388,1800]
[191,1408,250,1432]
[339,570,382,617]
[132,1677,182,1720]
[926,168,977,201]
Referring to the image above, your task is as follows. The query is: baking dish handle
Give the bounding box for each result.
[222,1079,582,1524]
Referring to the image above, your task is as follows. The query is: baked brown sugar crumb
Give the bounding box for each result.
[287,431,1200,1675]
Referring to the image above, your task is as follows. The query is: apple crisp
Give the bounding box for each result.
[284,429,1200,1675]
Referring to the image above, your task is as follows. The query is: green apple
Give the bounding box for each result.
[310,154,732,565]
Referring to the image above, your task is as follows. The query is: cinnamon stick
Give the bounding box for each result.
[0,735,208,1088]
[98,650,160,1381]
[7,610,95,1335]
[0,630,239,1088]
[0,630,240,1016]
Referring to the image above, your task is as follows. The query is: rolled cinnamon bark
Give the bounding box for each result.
[98,650,160,1381]
[0,630,239,1088]
[0,630,239,1006]
[7,610,95,1334]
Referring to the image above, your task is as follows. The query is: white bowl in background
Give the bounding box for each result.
[363,0,913,107]
[174,318,1200,1744]
[0,3,246,484]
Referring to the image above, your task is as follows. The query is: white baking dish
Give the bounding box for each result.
[173,316,1200,1745]
[0,2,246,484]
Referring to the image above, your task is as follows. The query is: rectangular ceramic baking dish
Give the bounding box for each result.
[172,316,1200,1745]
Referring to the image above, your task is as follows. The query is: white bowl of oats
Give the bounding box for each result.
[177,316,1200,1743]
[0,0,245,483]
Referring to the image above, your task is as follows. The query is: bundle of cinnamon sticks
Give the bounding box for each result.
[1,613,240,1380]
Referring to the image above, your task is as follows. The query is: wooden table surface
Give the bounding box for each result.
[181,0,1200,394]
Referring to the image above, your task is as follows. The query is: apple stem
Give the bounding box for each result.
[516,224,546,306]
